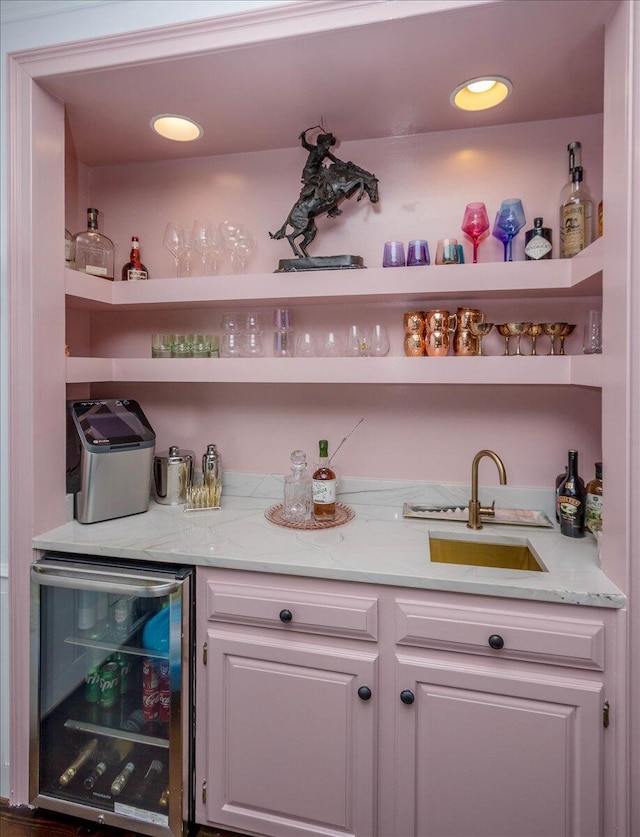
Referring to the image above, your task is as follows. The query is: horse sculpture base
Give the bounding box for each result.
[275,254,365,273]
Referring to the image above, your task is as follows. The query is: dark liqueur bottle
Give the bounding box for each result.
[524,217,552,260]
[557,449,586,538]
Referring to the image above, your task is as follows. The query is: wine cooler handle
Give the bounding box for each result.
[31,561,181,597]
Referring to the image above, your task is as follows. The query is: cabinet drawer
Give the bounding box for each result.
[205,581,378,641]
[395,599,604,669]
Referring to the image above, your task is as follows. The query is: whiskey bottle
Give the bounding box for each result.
[557,449,586,538]
[312,440,336,522]
[121,236,149,281]
[84,739,133,789]
[585,462,603,533]
[73,208,115,280]
[58,738,99,786]
[560,166,593,258]
[524,217,552,260]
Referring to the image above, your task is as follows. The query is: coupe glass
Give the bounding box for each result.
[492,199,526,262]
[527,323,544,356]
[505,322,531,356]
[496,323,512,355]
[163,222,189,277]
[468,321,494,355]
[543,322,567,356]
[191,219,220,276]
[461,202,490,264]
[558,323,576,355]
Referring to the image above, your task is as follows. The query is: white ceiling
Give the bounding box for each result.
[0,0,117,23]
[31,0,615,167]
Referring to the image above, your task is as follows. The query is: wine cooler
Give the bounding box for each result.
[30,553,194,837]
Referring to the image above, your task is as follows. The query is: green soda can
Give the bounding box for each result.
[85,650,102,704]
[115,652,132,695]
[98,661,120,709]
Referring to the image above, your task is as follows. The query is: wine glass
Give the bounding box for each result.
[496,323,512,355]
[163,222,188,277]
[461,202,490,264]
[468,321,494,356]
[558,323,576,355]
[191,219,220,276]
[492,199,526,262]
[527,323,544,356]
[368,324,391,356]
[505,322,531,356]
[231,229,255,274]
[543,322,567,356]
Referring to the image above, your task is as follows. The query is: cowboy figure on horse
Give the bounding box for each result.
[298,129,343,217]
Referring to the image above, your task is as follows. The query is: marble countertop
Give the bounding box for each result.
[33,474,624,609]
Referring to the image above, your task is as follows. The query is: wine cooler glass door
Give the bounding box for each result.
[30,557,193,837]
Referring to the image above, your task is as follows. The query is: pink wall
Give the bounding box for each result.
[66,113,603,489]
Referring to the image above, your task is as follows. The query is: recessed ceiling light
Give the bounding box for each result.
[150,114,203,142]
[450,76,513,112]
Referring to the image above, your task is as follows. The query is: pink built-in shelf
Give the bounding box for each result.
[65,237,603,387]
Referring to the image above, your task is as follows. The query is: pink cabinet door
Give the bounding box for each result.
[199,628,377,837]
[394,655,603,837]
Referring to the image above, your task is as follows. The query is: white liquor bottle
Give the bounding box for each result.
[73,208,115,279]
[559,166,593,258]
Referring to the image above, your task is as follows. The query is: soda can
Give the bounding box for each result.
[115,652,132,695]
[142,657,159,722]
[98,661,120,709]
[158,659,171,724]
[85,650,102,704]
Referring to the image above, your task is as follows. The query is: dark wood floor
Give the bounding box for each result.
[0,799,248,837]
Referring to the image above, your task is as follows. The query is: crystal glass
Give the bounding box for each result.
[435,238,459,265]
[163,222,189,278]
[461,202,490,264]
[406,239,430,266]
[191,219,220,276]
[220,332,242,357]
[241,331,264,357]
[382,241,406,267]
[319,331,343,357]
[296,332,317,357]
[218,220,254,274]
[368,324,391,356]
[583,310,602,354]
[220,311,241,332]
[492,199,526,262]
[283,450,312,523]
[345,325,369,357]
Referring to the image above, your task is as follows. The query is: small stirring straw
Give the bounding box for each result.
[329,417,364,464]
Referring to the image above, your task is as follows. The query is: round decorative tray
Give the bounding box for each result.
[265,502,355,530]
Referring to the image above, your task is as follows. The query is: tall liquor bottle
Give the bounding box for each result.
[73,208,115,280]
[83,739,133,789]
[312,440,336,522]
[557,449,586,538]
[121,236,149,281]
[560,166,593,258]
[585,461,603,533]
[558,140,581,207]
[524,217,552,260]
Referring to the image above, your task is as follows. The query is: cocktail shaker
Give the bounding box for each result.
[153,446,194,505]
[202,443,221,486]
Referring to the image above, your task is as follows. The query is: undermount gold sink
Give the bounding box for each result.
[429,535,545,572]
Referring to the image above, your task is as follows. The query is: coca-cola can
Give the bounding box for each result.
[142,657,159,722]
[98,661,120,709]
[158,660,171,724]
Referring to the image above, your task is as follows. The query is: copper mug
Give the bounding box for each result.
[424,309,457,334]
[455,308,484,355]
[403,311,425,335]
[404,332,425,356]
[425,328,450,357]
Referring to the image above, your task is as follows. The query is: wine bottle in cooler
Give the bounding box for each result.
[557,449,586,538]
[84,739,133,789]
[58,738,99,786]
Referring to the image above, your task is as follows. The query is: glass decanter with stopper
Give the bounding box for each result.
[283,450,312,523]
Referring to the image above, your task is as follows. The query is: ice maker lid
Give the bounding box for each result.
[70,399,155,451]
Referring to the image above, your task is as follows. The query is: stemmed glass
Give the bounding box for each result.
[527,323,544,356]
[505,322,531,356]
[543,322,567,356]
[492,199,526,262]
[558,323,576,355]
[191,219,220,276]
[461,202,490,264]
[163,222,189,278]
[496,323,512,355]
[468,321,494,356]
[218,220,255,274]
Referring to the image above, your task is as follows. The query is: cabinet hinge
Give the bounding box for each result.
[202,780,207,804]
[202,641,207,665]
[603,700,610,728]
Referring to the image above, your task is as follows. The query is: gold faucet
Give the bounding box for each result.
[467,449,507,530]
